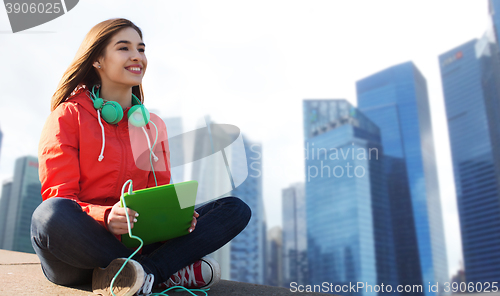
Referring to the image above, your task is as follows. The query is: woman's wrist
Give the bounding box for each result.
[104,208,112,230]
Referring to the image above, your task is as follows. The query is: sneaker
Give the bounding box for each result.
[92,258,154,296]
[158,256,221,290]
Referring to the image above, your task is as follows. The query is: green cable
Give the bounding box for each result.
[110,180,144,296]
[110,179,210,296]
[152,286,209,295]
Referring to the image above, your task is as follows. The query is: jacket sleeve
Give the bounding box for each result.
[38,103,112,229]
[147,116,171,187]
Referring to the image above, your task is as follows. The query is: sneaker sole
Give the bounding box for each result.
[200,256,221,289]
[92,258,145,296]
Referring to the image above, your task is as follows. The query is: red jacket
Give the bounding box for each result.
[38,88,171,230]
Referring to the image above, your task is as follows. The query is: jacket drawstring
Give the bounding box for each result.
[97,109,106,162]
[87,88,157,163]
[87,88,106,162]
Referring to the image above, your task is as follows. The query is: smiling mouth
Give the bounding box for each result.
[126,67,142,74]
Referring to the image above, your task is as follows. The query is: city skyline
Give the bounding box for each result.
[0,1,492,277]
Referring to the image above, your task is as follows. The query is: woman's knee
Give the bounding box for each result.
[222,196,252,226]
[31,198,81,231]
[42,264,92,287]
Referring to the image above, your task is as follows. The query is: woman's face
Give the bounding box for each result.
[95,27,147,88]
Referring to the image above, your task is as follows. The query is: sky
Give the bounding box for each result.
[0,0,491,278]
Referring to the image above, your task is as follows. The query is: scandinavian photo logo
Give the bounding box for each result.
[3,0,78,33]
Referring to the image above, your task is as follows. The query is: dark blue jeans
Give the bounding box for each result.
[31,196,251,286]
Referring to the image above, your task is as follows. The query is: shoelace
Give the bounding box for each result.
[137,274,155,296]
[167,264,197,287]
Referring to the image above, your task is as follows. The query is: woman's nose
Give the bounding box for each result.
[130,49,143,61]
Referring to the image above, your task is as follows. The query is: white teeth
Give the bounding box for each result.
[128,67,141,72]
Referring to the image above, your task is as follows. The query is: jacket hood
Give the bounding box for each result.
[66,87,134,122]
[64,88,101,120]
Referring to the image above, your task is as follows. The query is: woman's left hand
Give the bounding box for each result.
[189,211,199,233]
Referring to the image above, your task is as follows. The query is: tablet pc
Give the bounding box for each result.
[120,180,198,248]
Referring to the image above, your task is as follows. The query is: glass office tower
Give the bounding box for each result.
[266,226,283,287]
[190,118,264,283]
[303,100,397,296]
[490,0,500,46]
[356,62,448,296]
[227,136,266,284]
[439,37,500,283]
[163,117,184,184]
[190,117,240,279]
[282,182,308,287]
[0,125,3,163]
[0,179,13,249]
[0,156,42,253]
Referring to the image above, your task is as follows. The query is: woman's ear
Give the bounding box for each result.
[93,61,101,69]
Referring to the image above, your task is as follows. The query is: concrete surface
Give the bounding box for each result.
[0,249,328,295]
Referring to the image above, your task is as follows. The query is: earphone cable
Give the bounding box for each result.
[110,180,143,296]
[111,180,209,296]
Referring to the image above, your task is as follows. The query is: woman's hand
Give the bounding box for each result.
[189,211,199,233]
[107,201,138,236]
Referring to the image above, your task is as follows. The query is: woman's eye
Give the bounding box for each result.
[119,47,144,53]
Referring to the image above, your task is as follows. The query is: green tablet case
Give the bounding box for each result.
[120,180,198,248]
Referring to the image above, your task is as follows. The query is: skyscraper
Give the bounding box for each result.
[282,182,308,287]
[490,0,500,47]
[266,226,283,287]
[227,136,265,284]
[439,36,500,283]
[0,124,3,164]
[191,118,233,279]
[190,117,263,283]
[162,117,184,184]
[303,99,397,295]
[0,179,13,248]
[0,156,42,253]
[356,62,448,295]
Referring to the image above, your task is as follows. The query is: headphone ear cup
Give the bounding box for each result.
[128,105,150,127]
[101,101,124,124]
[93,98,104,109]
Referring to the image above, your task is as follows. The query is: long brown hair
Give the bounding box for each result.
[51,18,145,111]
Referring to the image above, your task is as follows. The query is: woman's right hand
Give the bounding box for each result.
[106,201,138,236]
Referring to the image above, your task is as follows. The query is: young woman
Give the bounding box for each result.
[31,18,251,296]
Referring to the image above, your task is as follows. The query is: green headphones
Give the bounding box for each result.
[90,85,150,127]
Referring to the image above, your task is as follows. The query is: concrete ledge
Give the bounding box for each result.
[0,249,327,295]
